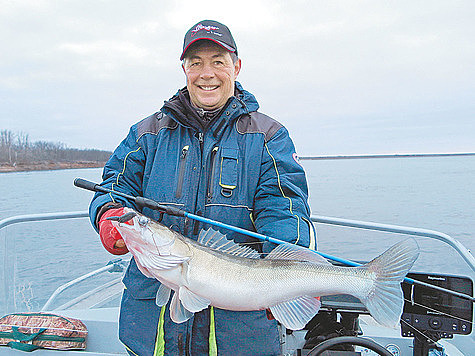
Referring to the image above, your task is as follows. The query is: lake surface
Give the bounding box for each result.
[303,156,474,277]
[0,156,473,352]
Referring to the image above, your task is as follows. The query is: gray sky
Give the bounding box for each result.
[1,0,474,155]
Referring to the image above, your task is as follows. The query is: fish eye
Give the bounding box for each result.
[138,216,150,226]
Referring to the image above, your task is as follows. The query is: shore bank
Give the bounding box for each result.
[0,161,106,173]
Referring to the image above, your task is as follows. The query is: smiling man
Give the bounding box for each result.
[89,20,315,355]
[183,42,241,110]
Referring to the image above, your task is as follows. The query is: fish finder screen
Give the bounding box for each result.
[403,273,472,318]
[402,272,473,336]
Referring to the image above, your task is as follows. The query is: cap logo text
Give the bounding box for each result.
[191,24,221,37]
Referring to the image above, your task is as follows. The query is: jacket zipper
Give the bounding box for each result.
[206,147,219,203]
[197,132,204,151]
[175,145,189,198]
[190,132,204,236]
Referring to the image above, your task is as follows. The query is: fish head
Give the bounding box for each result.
[110,207,177,255]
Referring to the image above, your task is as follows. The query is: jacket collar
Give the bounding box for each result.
[160,81,259,134]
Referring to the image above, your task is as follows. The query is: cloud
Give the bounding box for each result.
[0,0,474,153]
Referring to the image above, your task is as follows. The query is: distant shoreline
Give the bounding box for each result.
[0,161,106,173]
[299,152,475,160]
[2,152,473,172]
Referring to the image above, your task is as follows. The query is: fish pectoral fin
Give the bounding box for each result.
[147,253,190,270]
[170,292,194,323]
[269,296,321,331]
[155,283,172,307]
[266,243,331,265]
[179,286,211,313]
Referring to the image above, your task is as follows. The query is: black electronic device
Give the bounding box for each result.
[401,272,473,339]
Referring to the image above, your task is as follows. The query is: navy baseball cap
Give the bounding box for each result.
[180,20,238,60]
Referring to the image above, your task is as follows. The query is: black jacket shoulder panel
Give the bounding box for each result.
[137,112,178,139]
[236,111,284,142]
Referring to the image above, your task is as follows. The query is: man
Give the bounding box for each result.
[89,20,316,356]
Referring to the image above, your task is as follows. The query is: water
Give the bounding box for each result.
[0,168,114,313]
[303,156,474,277]
[302,156,474,354]
[0,157,474,352]
[0,168,103,220]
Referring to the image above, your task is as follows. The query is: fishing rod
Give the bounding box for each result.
[74,178,475,303]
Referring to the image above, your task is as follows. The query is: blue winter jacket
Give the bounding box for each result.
[89,82,316,355]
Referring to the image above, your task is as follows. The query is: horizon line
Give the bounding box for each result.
[299,152,475,160]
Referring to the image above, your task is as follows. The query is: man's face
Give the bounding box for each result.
[183,42,241,110]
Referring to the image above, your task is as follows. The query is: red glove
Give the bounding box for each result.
[98,207,130,255]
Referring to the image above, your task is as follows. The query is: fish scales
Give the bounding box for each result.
[112,208,419,330]
[188,245,372,309]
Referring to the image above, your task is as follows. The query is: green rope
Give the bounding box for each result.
[209,307,217,356]
[153,305,167,356]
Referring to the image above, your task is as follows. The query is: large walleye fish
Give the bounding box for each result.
[112,208,418,330]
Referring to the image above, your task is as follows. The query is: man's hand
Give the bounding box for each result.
[98,207,130,255]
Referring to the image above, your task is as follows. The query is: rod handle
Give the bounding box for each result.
[74,178,109,194]
[74,178,185,217]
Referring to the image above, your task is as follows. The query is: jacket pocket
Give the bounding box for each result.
[175,145,189,199]
[219,147,238,197]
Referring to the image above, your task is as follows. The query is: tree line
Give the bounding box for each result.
[0,129,111,165]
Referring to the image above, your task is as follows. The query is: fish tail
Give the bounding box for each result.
[359,239,419,327]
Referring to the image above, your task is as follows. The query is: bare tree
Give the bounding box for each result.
[0,130,15,163]
[0,129,111,165]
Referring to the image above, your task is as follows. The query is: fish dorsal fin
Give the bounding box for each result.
[266,243,331,265]
[198,228,261,259]
[269,295,321,330]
